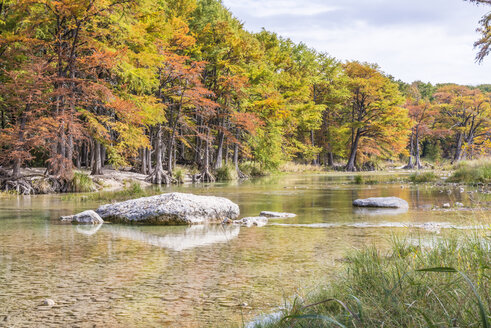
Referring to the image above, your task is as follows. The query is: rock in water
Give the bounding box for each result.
[96,192,240,225]
[259,211,296,218]
[59,210,104,225]
[353,197,409,209]
[42,299,55,307]
[234,217,268,227]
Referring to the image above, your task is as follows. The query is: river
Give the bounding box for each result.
[0,173,482,327]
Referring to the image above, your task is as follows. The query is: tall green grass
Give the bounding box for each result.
[253,232,490,328]
[449,159,491,184]
[61,181,148,202]
[70,172,95,192]
[409,171,438,183]
[215,164,238,181]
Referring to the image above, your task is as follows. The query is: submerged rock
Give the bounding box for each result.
[234,216,268,227]
[96,192,240,225]
[59,210,104,225]
[259,211,296,218]
[353,197,409,209]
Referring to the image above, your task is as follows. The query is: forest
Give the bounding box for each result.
[0,0,490,192]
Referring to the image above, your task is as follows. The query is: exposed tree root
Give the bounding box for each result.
[236,168,248,179]
[146,167,171,185]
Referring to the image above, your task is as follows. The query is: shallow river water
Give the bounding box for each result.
[0,173,485,327]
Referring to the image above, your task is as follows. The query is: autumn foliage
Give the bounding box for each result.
[0,0,490,189]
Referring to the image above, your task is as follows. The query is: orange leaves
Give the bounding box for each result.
[230,111,263,135]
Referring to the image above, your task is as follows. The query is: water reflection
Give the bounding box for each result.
[0,173,488,328]
[354,207,409,216]
[103,225,240,251]
[76,223,103,235]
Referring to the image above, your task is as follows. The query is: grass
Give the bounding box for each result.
[70,172,95,192]
[449,159,491,184]
[174,168,185,184]
[351,174,379,185]
[61,181,149,202]
[279,162,326,174]
[240,162,270,177]
[409,171,439,183]
[215,164,238,181]
[252,231,491,328]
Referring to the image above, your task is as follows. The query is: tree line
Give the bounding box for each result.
[0,0,490,187]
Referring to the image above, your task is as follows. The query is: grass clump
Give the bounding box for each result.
[70,172,95,192]
[409,171,438,183]
[354,175,363,184]
[279,162,325,173]
[253,232,490,328]
[449,159,491,184]
[174,168,185,184]
[240,162,269,177]
[215,164,238,181]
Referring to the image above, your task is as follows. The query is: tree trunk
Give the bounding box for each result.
[12,114,26,178]
[453,133,464,163]
[327,151,334,167]
[75,145,81,169]
[415,130,422,169]
[146,147,152,173]
[346,130,361,171]
[147,125,170,185]
[405,130,415,169]
[234,141,247,179]
[311,130,318,165]
[214,131,225,169]
[100,144,105,169]
[201,128,215,183]
[141,148,147,175]
[91,139,103,175]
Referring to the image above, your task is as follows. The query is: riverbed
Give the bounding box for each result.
[0,174,486,327]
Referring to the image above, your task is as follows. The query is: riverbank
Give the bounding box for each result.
[250,227,491,328]
[1,159,489,196]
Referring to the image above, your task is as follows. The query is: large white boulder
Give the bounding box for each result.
[353,197,409,209]
[96,192,240,225]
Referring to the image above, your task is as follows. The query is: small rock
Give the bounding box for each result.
[234,217,268,227]
[259,211,296,218]
[459,187,465,193]
[42,299,55,307]
[353,197,409,209]
[59,210,103,225]
[442,203,451,209]
[455,202,464,208]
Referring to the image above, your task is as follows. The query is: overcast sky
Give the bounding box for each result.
[222,0,490,85]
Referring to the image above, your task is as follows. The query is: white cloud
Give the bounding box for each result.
[223,0,338,18]
[223,0,491,85]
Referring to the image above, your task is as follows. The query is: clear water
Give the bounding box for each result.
[0,174,484,327]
